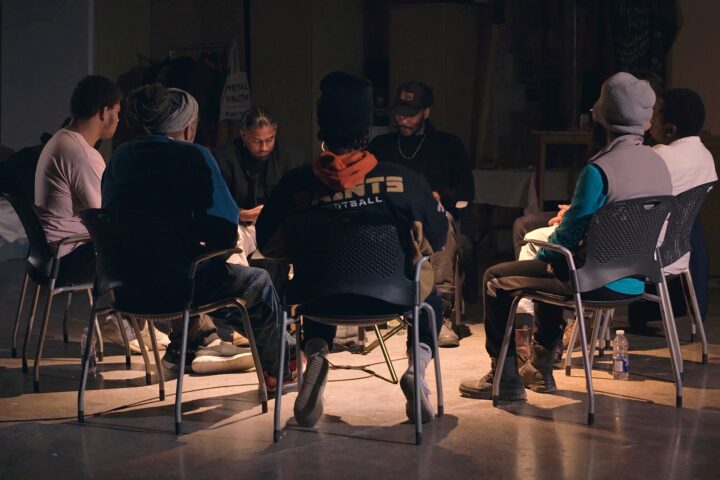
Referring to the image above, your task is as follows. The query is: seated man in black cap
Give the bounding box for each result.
[256,71,448,427]
[368,80,474,348]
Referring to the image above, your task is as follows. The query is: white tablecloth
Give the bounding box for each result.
[473,168,578,212]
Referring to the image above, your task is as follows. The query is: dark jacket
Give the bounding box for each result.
[213,138,305,210]
[103,135,240,256]
[368,121,474,209]
[256,160,448,296]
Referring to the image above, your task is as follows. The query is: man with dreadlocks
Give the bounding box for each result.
[102,84,293,388]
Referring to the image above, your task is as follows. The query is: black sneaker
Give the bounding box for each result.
[293,340,329,427]
[161,346,194,372]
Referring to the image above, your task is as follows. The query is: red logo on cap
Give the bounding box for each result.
[399,90,415,103]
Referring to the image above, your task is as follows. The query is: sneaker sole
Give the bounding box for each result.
[400,372,435,423]
[459,384,527,401]
[191,352,254,374]
[293,356,328,427]
[527,383,557,394]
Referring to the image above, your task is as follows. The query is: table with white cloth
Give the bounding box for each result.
[0,198,27,261]
[472,168,578,212]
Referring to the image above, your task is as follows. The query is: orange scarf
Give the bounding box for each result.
[312,150,378,191]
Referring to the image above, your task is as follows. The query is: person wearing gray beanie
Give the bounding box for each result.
[460,71,673,403]
[592,72,656,136]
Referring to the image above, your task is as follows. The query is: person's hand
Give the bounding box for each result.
[547,204,570,226]
[432,191,441,202]
[239,204,264,223]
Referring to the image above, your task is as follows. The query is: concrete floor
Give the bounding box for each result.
[1,257,719,479]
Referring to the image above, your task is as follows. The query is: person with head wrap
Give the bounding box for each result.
[102,84,292,385]
[256,71,449,428]
[460,72,673,402]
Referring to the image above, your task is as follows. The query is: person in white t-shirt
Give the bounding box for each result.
[648,87,717,320]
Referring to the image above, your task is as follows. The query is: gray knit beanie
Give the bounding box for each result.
[592,72,656,135]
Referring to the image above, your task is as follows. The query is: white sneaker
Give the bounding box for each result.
[190,340,254,374]
[103,315,169,354]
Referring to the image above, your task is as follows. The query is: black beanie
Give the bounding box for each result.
[317,71,373,143]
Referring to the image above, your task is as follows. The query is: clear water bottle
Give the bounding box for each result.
[612,329,629,380]
[80,327,97,375]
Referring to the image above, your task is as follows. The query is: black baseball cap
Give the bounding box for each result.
[393,80,433,116]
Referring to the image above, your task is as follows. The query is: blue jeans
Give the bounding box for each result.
[169,260,285,376]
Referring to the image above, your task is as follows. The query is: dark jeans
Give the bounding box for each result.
[483,260,634,358]
[302,290,444,356]
[690,217,709,321]
[57,242,96,285]
[168,261,285,376]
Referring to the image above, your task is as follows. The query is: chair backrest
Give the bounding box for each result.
[660,181,715,267]
[0,192,54,283]
[80,208,195,314]
[286,211,416,316]
[575,195,674,292]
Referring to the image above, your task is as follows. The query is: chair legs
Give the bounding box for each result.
[272,307,442,445]
[572,294,596,426]
[423,302,443,418]
[21,284,41,373]
[374,324,398,384]
[11,271,30,358]
[146,320,166,401]
[175,310,191,435]
[62,292,73,344]
[657,281,684,407]
[129,316,153,386]
[273,310,290,443]
[78,295,100,423]
[680,270,708,364]
[33,287,56,392]
[115,314,132,368]
[498,296,595,425]
[234,300,268,413]
[493,297,520,407]
[411,304,422,445]
[86,290,104,362]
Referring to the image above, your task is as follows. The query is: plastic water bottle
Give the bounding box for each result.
[612,330,629,380]
[80,327,97,375]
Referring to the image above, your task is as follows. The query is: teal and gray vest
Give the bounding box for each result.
[592,135,672,202]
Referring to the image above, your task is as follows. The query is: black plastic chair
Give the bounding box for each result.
[0,192,109,392]
[77,208,268,434]
[493,196,682,426]
[652,181,716,365]
[585,182,717,374]
[273,216,443,445]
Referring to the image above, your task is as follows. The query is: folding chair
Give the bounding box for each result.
[493,196,682,426]
[78,208,268,434]
[273,218,443,445]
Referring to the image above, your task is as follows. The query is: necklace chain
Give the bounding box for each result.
[397,134,426,160]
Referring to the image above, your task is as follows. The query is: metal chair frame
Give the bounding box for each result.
[1,192,111,391]
[77,208,268,434]
[273,256,444,446]
[493,197,683,426]
[77,246,268,434]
